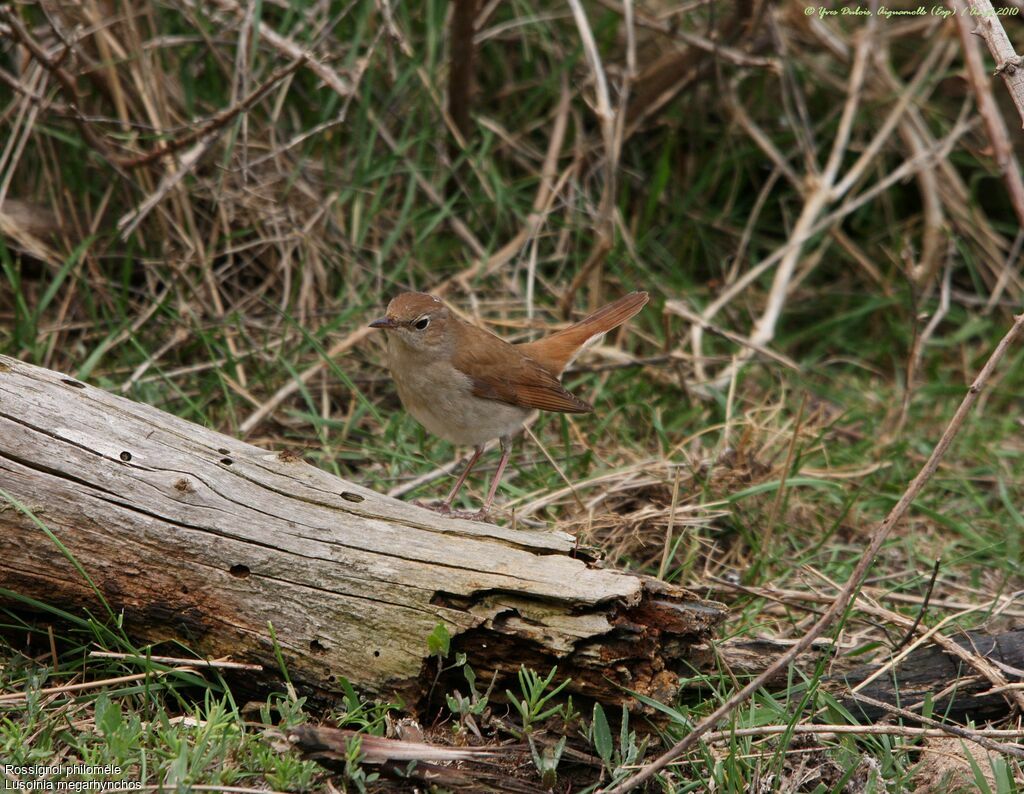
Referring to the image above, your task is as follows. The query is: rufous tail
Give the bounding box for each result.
[519,291,649,375]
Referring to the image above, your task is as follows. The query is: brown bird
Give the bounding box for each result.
[369,291,649,516]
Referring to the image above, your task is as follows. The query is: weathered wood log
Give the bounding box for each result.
[694,630,1024,723]
[835,628,1024,723]
[0,354,725,709]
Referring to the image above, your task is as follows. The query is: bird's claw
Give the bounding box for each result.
[439,506,489,522]
[410,500,494,523]
[412,499,452,514]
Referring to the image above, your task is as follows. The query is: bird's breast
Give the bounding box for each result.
[387,339,529,446]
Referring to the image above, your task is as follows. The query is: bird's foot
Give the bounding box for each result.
[447,507,491,521]
[459,507,495,523]
[410,499,499,523]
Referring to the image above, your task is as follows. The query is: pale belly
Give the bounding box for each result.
[388,344,530,446]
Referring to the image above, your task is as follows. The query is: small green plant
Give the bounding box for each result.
[329,676,397,736]
[93,693,144,768]
[588,703,646,783]
[426,621,472,713]
[427,622,452,657]
[263,751,319,792]
[259,685,309,731]
[152,697,245,788]
[446,663,493,738]
[505,665,571,736]
[529,734,567,791]
[341,734,380,794]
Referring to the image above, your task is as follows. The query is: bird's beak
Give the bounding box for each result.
[369,317,397,329]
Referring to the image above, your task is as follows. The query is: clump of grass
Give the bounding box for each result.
[0,619,323,788]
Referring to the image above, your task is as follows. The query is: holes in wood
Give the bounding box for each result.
[62,379,86,389]
[310,639,327,654]
[373,650,381,658]
[217,448,229,455]
[229,564,250,579]
[119,451,132,462]
[220,457,233,465]
[341,492,364,503]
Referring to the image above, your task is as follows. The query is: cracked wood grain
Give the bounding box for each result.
[0,354,724,708]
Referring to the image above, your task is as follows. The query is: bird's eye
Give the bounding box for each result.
[414,317,430,330]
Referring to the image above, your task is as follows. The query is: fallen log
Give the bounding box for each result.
[694,629,1024,724]
[836,628,1024,723]
[0,354,725,709]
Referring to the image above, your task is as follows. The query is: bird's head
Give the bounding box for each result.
[369,292,454,356]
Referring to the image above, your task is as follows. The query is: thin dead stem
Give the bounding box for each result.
[963,0,1024,126]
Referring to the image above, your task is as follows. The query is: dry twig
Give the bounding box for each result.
[963,0,1024,126]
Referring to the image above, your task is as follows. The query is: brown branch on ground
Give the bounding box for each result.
[287,724,527,791]
[850,694,1024,758]
[700,722,1024,744]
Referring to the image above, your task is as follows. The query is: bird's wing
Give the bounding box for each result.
[451,323,592,414]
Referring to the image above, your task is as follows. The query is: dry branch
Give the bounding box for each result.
[701,629,1024,725]
[963,0,1024,126]
[839,628,1024,725]
[288,724,535,792]
[0,354,725,710]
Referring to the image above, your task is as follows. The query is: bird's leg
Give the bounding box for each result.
[440,445,485,512]
[478,436,512,516]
